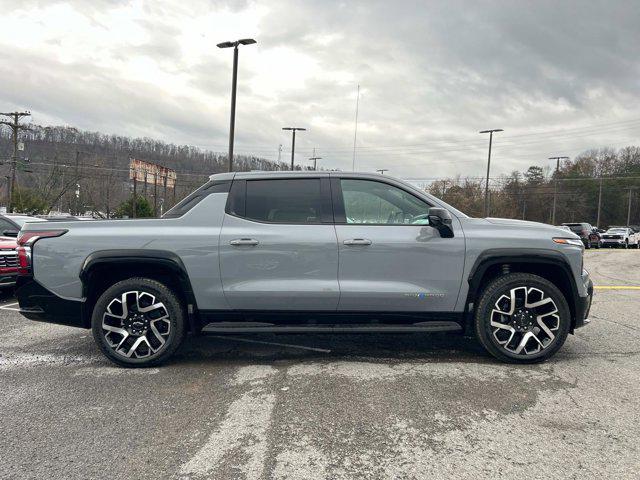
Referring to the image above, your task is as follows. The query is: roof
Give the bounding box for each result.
[209,171,393,181]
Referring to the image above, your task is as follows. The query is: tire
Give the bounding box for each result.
[474,273,571,363]
[595,242,601,249]
[91,277,187,367]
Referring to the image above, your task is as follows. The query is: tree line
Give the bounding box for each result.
[2,123,639,226]
[0,124,289,216]
[429,146,640,228]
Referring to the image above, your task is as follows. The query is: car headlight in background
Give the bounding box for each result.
[553,237,584,247]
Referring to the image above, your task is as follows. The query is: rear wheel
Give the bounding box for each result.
[474,273,570,363]
[91,277,186,367]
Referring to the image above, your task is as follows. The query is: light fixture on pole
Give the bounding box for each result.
[217,38,257,172]
[479,128,503,217]
[282,127,306,170]
[376,169,388,175]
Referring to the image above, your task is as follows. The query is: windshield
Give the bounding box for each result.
[607,228,627,233]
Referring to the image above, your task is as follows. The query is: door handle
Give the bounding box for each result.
[343,238,372,246]
[230,238,259,246]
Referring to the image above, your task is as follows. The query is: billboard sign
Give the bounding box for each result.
[129,158,176,188]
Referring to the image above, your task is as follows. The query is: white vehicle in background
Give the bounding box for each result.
[601,227,640,248]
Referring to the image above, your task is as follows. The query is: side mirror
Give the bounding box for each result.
[427,207,454,238]
[2,229,18,238]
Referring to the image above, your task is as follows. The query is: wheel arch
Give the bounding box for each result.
[79,249,199,331]
[466,249,579,332]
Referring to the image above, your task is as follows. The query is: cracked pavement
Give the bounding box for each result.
[1,250,639,479]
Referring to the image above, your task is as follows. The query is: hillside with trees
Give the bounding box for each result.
[2,123,639,227]
[0,124,288,216]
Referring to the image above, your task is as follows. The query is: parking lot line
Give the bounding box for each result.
[594,285,640,290]
[0,302,20,311]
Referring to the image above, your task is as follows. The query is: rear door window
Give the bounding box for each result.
[244,179,325,224]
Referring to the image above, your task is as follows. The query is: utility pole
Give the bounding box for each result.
[277,144,282,164]
[596,177,603,229]
[282,127,306,170]
[309,148,321,171]
[352,84,360,171]
[131,163,137,219]
[153,172,158,217]
[217,38,257,172]
[626,187,637,227]
[549,156,569,225]
[376,169,388,175]
[0,111,31,212]
[479,129,503,218]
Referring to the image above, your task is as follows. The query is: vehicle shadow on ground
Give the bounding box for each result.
[173,332,492,366]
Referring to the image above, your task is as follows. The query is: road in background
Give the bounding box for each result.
[1,251,639,479]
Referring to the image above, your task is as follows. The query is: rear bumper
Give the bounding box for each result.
[15,276,87,328]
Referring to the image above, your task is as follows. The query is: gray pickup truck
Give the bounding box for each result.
[16,172,593,367]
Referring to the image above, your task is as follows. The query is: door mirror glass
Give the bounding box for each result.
[427,208,454,238]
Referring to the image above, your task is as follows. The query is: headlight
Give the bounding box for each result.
[553,237,584,247]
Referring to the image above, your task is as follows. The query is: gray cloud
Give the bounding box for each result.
[1,0,639,178]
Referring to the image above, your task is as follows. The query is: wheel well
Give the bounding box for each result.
[82,262,196,330]
[468,261,577,327]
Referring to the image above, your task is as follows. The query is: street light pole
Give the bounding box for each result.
[549,156,569,225]
[282,127,306,170]
[217,38,257,172]
[479,129,503,218]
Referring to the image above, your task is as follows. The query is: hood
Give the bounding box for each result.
[484,217,580,237]
[0,236,17,249]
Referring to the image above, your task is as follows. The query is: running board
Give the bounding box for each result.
[201,321,462,334]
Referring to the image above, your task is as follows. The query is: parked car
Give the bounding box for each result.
[601,227,640,248]
[15,172,593,366]
[0,214,48,237]
[0,235,18,289]
[561,223,601,248]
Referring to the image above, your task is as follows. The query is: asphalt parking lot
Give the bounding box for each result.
[1,250,639,480]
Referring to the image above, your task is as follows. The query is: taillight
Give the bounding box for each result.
[17,229,67,246]
[16,230,67,275]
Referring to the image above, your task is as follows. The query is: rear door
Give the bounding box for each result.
[219,176,339,311]
[332,176,465,312]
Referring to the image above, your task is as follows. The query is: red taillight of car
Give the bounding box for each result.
[16,230,67,275]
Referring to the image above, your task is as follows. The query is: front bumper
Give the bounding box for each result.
[15,276,87,328]
[601,239,625,246]
[574,276,593,329]
[0,273,17,288]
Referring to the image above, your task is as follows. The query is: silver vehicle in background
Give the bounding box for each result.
[15,172,593,367]
[601,227,640,248]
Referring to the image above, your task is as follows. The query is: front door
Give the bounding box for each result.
[332,177,465,312]
[219,177,339,311]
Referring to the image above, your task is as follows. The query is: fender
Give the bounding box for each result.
[80,249,199,329]
[466,248,579,326]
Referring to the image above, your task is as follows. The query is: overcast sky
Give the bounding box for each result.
[1,0,639,180]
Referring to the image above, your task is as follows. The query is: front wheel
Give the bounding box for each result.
[91,277,186,367]
[474,273,571,363]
